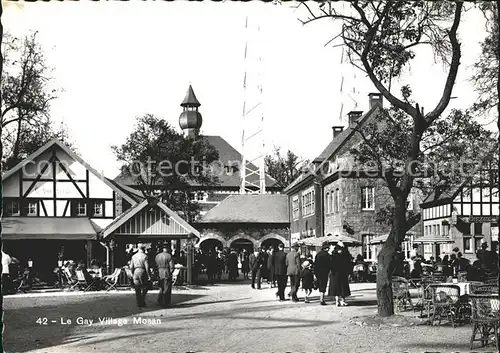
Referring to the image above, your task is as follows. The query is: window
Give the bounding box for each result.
[325,192,330,214]
[406,194,414,210]
[93,201,104,217]
[292,196,299,220]
[443,224,450,236]
[115,195,123,215]
[474,236,483,253]
[6,200,20,216]
[362,234,375,260]
[196,192,207,202]
[26,201,38,217]
[302,187,315,217]
[77,202,87,216]
[329,192,333,213]
[361,186,375,210]
[464,237,472,252]
[474,223,483,235]
[334,188,340,213]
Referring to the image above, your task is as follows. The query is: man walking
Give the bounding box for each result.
[286,243,301,302]
[130,243,151,308]
[314,242,332,305]
[155,244,174,308]
[249,249,259,289]
[272,243,287,301]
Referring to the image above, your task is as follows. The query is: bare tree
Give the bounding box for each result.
[300,0,465,316]
[1,31,58,171]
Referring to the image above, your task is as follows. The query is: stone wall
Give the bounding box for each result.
[196,223,290,249]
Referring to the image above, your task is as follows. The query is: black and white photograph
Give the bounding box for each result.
[1,0,499,352]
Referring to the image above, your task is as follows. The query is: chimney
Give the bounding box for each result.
[368,92,383,109]
[347,111,363,127]
[332,126,344,139]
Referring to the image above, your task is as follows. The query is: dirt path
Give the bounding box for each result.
[2,282,493,352]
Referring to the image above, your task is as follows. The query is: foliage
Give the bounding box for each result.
[1,31,67,172]
[264,147,306,189]
[352,106,498,226]
[112,114,220,221]
[471,1,499,115]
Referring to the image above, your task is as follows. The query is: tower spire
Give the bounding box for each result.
[179,85,203,139]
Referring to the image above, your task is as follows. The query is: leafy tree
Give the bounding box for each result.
[471,1,499,116]
[1,31,64,172]
[112,114,220,221]
[301,0,467,316]
[265,147,307,189]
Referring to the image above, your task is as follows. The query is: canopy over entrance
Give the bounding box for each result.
[2,217,98,240]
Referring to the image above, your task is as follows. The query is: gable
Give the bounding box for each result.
[2,139,137,205]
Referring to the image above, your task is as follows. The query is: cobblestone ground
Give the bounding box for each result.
[2,281,497,353]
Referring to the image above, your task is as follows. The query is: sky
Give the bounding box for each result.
[3,1,491,179]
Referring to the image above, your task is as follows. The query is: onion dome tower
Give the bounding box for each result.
[179,85,203,139]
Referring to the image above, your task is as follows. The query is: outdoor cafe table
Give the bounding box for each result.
[435,282,471,295]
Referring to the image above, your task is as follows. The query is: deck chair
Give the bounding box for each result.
[75,270,97,291]
[392,276,414,312]
[103,268,122,291]
[64,268,79,290]
[172,268,182,286]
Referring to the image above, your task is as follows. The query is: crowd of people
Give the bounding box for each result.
[249,241,355,306]
[389,242,499,281]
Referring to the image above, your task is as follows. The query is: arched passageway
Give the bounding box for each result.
[199,238,224,252]
[230,238,254,253]
[261,238,284,251]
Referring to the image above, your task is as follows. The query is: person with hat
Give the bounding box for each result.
[286,243,301,302]
[130,243,151,308]
[300,260,314,303]
[328,242,352,306]
[314,241,331,305]
[271,243,287,301]
[155,243,174,308]
[227,248,239,281]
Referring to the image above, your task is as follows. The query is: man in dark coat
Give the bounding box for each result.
[249,250,260,289]
[258,247,269,286]
[272,243,287,301]
[286,243,301,302]
[314,242,331,305]
[155,244,174,307]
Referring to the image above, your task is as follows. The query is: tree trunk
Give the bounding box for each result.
[376,199,407,317]
[496,0,500,298]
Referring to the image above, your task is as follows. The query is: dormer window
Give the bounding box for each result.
[22,200,38,217]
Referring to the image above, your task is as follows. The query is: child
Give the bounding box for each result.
[300,261,314,303]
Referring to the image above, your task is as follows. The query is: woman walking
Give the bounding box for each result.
[328,241,353,306]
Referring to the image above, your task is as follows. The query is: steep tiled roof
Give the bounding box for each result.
[113,135,279,190]
[197,194,289,223]
[284,105,381,194]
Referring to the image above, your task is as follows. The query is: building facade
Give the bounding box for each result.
[420,162,499,261]
[2,139,200,280]
[285,93,421,261]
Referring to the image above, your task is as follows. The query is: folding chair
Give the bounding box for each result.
[75,270,97,291]
[102,268,122,291]
[172,268,181,286]
[64,268,79,291]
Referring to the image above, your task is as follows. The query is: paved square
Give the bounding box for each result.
[2,283,494,352]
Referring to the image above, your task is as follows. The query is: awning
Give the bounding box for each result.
[1,217,97,240]
[298,234,361,247]
[370,231,420,245]
[413,235,454,244]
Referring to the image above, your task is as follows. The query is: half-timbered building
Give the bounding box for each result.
[1,139,200,281]
[420,161,499,261]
